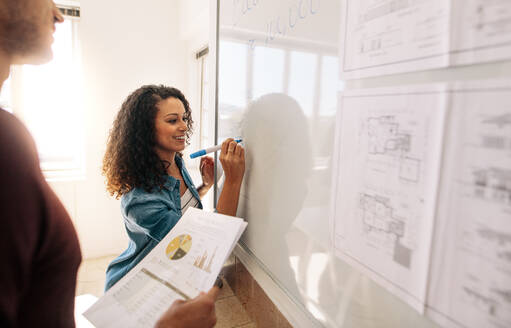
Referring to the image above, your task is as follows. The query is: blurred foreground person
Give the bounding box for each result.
[0,1,219,327]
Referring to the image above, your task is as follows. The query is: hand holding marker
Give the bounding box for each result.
[190,139,243,159]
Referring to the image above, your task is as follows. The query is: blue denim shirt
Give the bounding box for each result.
[105,156,202,290]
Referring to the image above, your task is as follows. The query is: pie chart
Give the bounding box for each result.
[166,234,192,260]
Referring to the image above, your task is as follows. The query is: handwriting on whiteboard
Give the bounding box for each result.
[264,0,319,47]
[231,0,320,49]
[232,0,259,27]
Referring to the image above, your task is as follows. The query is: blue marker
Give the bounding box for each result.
[190,139,243,159]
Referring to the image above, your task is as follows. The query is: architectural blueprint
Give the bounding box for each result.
[426,81,511,328]
[451,0,511,66]
[331,80,511,327]
[332,80,511,325]
[340,0,511,78]
[332,85,447,312]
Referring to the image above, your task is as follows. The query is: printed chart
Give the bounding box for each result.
[193,248,217,273]
[165,234,192,260]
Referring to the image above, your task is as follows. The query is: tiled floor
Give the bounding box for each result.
[222,257,293,328]
[76,255,256,328]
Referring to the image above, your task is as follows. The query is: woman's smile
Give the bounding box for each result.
[174,135,186,143]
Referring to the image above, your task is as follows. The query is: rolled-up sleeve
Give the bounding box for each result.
[124,194,180,242]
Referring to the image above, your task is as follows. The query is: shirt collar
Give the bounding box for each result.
[175,154,184,169]
[164,155,185,190]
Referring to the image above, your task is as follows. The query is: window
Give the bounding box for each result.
[0,5,83,180]
[196,47,213,149]
[252,46,285,99]
[216,38,340,172]
[288,50,317,117]
[195,46,215,209]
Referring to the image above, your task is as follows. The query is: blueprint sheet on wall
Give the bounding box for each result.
[340,0,511,79]
[426,80,511,328]
[331,80,511,327]
[332,84,448,312]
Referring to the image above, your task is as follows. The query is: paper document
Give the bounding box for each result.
[84,208,247,328]
[426,80,511,328]
[331,80,511,327]
[451,0,511,67]
[332,84,447,312]
[340,0,511,79]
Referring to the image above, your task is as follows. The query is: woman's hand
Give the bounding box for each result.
[197,156,214,198]
[216,138,245,216]
[219,138,245,185]
[200,156,214,187]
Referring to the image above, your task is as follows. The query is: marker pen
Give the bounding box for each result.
[189,139,243,159]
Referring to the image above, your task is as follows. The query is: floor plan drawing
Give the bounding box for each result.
[366,115,421,183]
[359,193,412,268]
[367,116,411,155]
[333,85,447,312]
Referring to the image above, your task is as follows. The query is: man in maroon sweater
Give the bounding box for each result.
[0,1,219,327]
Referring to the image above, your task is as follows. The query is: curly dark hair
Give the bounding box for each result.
[103,85,194,198]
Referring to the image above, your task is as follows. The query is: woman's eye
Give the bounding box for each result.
[167,119,177,124]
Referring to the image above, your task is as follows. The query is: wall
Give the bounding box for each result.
[177,0,213,205]
[50,0,188,259]
[178,0,210,156]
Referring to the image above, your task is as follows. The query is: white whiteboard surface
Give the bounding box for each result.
[216,0,442,327]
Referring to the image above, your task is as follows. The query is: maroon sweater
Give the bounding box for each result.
[0,109,82,327]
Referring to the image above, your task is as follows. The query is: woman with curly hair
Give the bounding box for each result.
[103,85,245,290]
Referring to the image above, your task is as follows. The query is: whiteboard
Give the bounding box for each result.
[215,0,442,327]
[215,0,511,327]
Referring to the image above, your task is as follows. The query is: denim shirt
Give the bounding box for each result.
[105,155,202,290]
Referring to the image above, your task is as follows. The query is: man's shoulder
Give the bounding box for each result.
[0,109,34,143]
[0,111,42,198]
[0,109,40,172]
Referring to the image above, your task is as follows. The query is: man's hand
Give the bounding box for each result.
[155,287,220,328]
